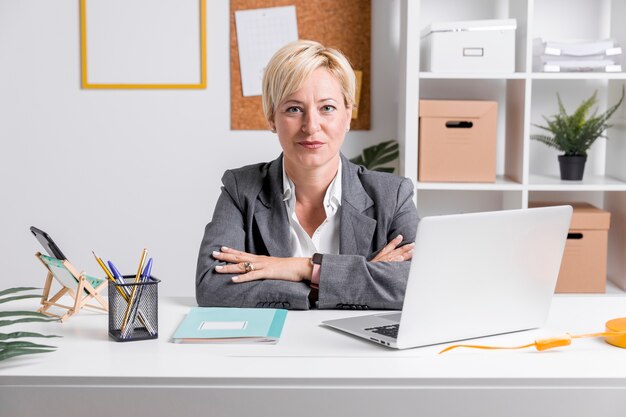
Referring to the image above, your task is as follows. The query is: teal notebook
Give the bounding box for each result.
[172,307,288,344]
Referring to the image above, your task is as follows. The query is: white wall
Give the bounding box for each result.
[0,0,400,296]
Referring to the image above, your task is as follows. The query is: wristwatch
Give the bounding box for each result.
[310,253,323,289]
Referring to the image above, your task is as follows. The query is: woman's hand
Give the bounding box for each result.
[370,235,415,262]
[212,247,313,283]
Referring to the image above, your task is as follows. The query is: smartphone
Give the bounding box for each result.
[30,226,67,261]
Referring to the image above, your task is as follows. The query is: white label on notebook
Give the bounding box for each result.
[200,321,248,331]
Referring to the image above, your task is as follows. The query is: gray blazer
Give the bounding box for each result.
[196,153,419,310]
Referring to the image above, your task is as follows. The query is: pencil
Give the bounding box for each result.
[92,251,115,282]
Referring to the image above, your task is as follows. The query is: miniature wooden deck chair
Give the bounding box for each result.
[36,252,108,322]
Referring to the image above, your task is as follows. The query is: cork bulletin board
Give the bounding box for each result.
[230,0,371,130]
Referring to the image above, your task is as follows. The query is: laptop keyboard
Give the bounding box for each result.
[365,324,399,339]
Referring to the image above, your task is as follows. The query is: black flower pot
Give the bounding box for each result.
[558,155,587,181]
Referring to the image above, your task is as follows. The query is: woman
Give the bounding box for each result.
[196,40,418,310]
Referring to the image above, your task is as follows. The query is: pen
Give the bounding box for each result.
[121,248,148,337]
[108,260,127,288]
[124,258,154,337]
[142,258,153,282]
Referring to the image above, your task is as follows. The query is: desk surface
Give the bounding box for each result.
[2,295,626,417]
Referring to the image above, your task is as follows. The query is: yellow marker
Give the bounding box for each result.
[134,248,148,282]
[120,248,148,337]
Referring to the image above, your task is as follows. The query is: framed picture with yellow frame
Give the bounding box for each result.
[80,0,206,89]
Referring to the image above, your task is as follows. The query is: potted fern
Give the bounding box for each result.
[531,88,624,180]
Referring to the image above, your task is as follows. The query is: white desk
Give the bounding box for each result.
[2,295,626,417]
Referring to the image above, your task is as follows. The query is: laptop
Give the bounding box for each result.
[322,205,573,349]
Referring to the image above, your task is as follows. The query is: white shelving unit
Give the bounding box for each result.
[398,0,626,289]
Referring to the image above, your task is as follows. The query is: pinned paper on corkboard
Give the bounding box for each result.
[230,0,371,130]
[234,6,298,97]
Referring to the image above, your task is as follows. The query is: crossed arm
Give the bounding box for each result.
[211,234,414,283]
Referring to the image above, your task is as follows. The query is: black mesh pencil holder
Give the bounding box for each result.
[109,275,159,342]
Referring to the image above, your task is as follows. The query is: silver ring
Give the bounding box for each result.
[244,262,254,273]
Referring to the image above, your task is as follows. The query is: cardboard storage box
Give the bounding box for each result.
[530,202,611,293]
[420,18,517,73]
[418,99,497,182]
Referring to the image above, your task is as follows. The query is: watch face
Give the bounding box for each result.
[312,253,323,264]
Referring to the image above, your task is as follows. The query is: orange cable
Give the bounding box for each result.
[440,330,626,354]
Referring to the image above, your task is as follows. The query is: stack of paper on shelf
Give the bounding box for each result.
[533,38,622,72]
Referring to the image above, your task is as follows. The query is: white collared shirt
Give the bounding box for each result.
[282,159,342,257]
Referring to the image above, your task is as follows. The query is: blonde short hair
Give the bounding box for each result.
[262,40,356,123]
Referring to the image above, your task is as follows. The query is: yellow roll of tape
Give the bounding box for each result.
[605,318,626,348]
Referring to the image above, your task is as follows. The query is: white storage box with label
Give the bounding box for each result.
[421,19,517,73]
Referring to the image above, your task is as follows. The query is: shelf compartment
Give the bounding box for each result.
[606,192,626,290]
[416,189,523,217]
[528,79,616,181]
[416,175,522,191]
[531,0,625,77]
[531,73,626,80]
[419,71,626,80]
[528,174,626,191]
[417,0,529,73]
[529,190,626,292]
[419,78,526,185]
[419,72,527,80]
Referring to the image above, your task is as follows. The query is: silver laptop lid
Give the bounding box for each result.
[396,206,572,349]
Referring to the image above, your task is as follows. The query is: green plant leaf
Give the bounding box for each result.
[0,311,51,319]
[0,287,41,297]
[0,331,61,341]
[368,142,399,166]
[0,341,56,349]
[0,347,56,362]
[0,294,42,304]
[369,151,399,168]
[350,140,399,173]
[0,317,57,327]
[0,286,63,363]
[350,155,365,166]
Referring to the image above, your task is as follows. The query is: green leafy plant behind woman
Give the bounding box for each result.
[0,287,59,362]
[350,140,399,173]
[531,87,625,156]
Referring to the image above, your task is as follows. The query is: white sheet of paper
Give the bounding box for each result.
[200,321,248,331]
[235,6,298,97]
